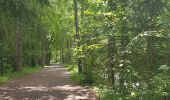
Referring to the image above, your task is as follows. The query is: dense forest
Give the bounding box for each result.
[0,0,170,99]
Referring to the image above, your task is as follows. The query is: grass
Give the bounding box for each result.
[0,67,41,85]
[65,64,86,85]
[65,64,79,83]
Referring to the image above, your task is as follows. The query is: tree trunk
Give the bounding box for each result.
[60,46,62,63]
[0,29,4,76]
[107,0,117,87]
[73,0,82,73]
[31,44,35,67]
[0,44,3,76]
[108,35,116,86]
[41,43,45,67]
[14,19,22,72]
[73,0,79,40]
[55,49,58,63]
[147,36,154,71]
[30,34,35,67]
[119,18,129,94]
[45,41,51,65]
[40,33,47,67]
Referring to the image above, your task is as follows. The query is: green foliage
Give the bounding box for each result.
[65,64,95,85]
[0,77,8,85]
[65,64,83,84]
[66,0,170,99]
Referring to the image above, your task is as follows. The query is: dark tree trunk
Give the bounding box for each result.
[55,49,58,63]
[31,52,35,67]
[60,46,62,63]
[73,0,79,40]
[62,48,64,63]
[108,35,116,86]
[40,33,47,67]
[73,0,82,73]
[14,19,22,72]
[0,28,4,76]
[147,36,154,71]
[107,0,117,87]
[30,36,35,67]
[45,51,51,65]
[119,18,129,94]
[41,44,45,67]
[0,45,3,76]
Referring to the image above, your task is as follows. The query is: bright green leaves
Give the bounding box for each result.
[84,10,94,16]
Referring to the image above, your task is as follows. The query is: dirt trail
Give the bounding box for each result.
[0,64,97,100]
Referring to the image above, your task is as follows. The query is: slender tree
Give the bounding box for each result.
[73,0,82,73]
[0,24,4,76]
[107,0,117,86]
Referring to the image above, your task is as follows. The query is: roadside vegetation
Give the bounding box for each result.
[0,67,41,85]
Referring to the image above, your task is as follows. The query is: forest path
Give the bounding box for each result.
[0,64,97,100]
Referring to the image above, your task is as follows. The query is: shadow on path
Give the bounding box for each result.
[0,64,97,100]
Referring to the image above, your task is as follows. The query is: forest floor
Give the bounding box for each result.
[0,64,97,100]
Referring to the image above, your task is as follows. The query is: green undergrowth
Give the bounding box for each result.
[0,67,41,85]
[93,86,119,100]
[65,64,108,99]
[66,64,169,100]
[65,64,125,100]
[65,64,84,84]
[93,86,133,100]
[65,64,96,85]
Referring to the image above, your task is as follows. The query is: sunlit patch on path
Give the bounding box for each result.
[0,64,97,100]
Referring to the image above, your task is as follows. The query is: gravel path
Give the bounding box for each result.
[0,64,97,100]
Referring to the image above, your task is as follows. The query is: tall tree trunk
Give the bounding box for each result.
[14,19,22,72]
[0,44,3,76]
[31,44,35,67]
[73,0,82,73]
[40,33,46,67]
[30,34,35,67]
[73,0,79,40]
[108,34,116,86]
[45,41,51,65]
[0,0,4,76]
[119,18,129,94]
[41,43,45,67]
[147,35,154,71]
[0,28,4,76]
[55,48,58,63]
[107,0,117,87]
[60,46,62,63]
